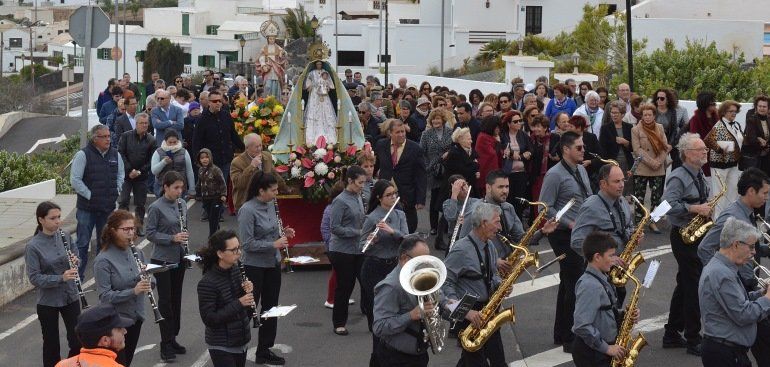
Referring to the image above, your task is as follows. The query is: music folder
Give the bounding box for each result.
[446,293,478,323]
[145,263,178,274]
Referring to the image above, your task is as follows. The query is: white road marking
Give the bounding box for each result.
[508,312,670,367]
[190,350,211,367]
[135,343,157,354]
[26,133,67,154]
[0,201,195,341]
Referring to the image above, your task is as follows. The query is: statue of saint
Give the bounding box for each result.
[304,61,338,145]
[256,20,287,99]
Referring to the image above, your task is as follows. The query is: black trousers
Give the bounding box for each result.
[117,320,143,367]
[360,256,398,330]
[571,337,611,367]
[37,301,81,367]
[202,199,223,238]
[152,259,186,343]
[456,327,506,367]
[118,178,148,220]
[208,348,247,367]
[429,187,442,230]
[665,227,702,343]
[376,340,429,367]
[507,171,528,219]
[328,251,364,328]
[702,338,752,367]
[547,229,584,344]
[403,203,419,234]
[752,321,770,367]
[244,264,282,353]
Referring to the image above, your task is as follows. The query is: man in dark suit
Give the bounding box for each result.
[145,72,160,99]
[375,119,427,232]
[114,96,139,139]
[192,90,245,185]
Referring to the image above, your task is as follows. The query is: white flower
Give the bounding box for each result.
[334,155,342,163]
[326,144,334,151]
[290,166,302,178]
[314,162,329,176]
[293,159,302,167]
[312,148,327,160]
[289,153,297,160]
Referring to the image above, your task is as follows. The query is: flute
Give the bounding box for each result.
[449,186,472,251]
[273,200,293,273]
[177,199,192,269]
[362,196,401,253]
[58,229,90,309]
[239,260,261,328]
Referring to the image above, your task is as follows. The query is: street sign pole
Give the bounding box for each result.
[80,5,93,148]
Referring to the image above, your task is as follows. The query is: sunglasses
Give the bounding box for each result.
[510,118,522,123]
[175,80,183,83]
[157,97,167,100]
[209,99,222,104]
[657,96,666,101]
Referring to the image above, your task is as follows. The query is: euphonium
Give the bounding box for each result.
[612,266,647,367]
[680,173,725,245]
[609,195,647,287]
[399,255,447,354]
[459,234,539,352]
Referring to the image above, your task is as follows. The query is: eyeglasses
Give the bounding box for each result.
[175,80,183,83]
[118,227,135,233]
[737,241,756,250]
[95,134,111,139]
[510,118,522,123]
[687,147,709,152]
[209,99,222,104]
[157,97,167,100]
[222,246,242,253]
[656,96,666,101]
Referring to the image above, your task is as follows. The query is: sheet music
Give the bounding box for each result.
[261,304,297,318]
[650,200,672,223]
[642,260,660,289]
[554,198,576,222]
[288,256,320,264]
[145,264,165,271]
[184,254,201,263]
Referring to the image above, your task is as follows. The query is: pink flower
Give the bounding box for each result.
[315,136,327,149]
[304,176,315,188]
[301,158,314,169]
[334,155,342,163]
[296,146,307,155]
[275,165,289,173]
[289,153,297,160]
[346,145,357,156]
[327,172,335,179]
[323,150,334,163]
[363,141,372,153]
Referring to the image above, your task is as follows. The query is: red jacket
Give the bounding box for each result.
[475,132,501,196]
[689,109,717,176]
[56,348,123,367]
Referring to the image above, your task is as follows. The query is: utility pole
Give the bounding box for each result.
[440,0,444,77]
[122,0,126,75]
[114,0,118,79]
[625,0,634,92]
[384,0,389,86]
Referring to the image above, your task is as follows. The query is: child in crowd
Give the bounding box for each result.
[195,148,227,237]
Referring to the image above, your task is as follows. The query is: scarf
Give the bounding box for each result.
[640,121,665,156]
[585,105,599,128]
[534,133,551,175]
[554,97,568,110]
[161,140,183,153]
[416,108,430,117]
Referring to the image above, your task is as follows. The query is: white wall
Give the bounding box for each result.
[523,0,624,37]
[632,17,765,61]
[633,0,770,22]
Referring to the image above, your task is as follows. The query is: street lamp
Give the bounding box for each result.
[310,15,319,40]
[134,54,140,83]
[517,36,524,56]
[20,17,47,91]
[572,51,580,74]
[239,35,246,63]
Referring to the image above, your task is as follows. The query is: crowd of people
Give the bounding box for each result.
[21,67,770,367]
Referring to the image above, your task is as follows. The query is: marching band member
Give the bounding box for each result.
[442,203,505,366]
[571,164,634,305]
[93,210,151,367]
[539,131,593,351]
[660,133,711,355]
[197,230,254,367]
[26,201,82,367]
[572,231,639,367]
[699,218,770,367]
[696,167,770,365]
[372,236,434,367]
[237,172,294,365]
[328,166,368,336]
[145,171,189,362]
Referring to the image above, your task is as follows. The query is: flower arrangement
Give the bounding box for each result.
[232,95,285,145]
[275,136,372,202]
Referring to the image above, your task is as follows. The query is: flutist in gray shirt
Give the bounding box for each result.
[539,131,593,350]
[699,218,770,367]
[25,201,82,367]
[237,172,295,365]
[373,237,437,367]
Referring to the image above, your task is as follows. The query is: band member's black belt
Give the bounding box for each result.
[704,335,750,351]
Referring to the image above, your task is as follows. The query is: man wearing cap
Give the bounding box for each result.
[55,304,132,367]
[411,97,431,136]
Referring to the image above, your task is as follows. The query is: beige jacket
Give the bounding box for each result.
[631,122,669,177]
[230,151,288,210]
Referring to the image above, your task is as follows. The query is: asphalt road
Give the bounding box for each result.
[0,116,80,154]
[0,199,712,367]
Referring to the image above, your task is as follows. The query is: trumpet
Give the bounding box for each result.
[129,241,164,323]
[239,260,261,328]
[362,196,401,253]
[755,214,770,243]
[177,199,192,269]
[274,200,293,273]
[449,186,472,251]
[400,255,447,354]
[58,229,91,309]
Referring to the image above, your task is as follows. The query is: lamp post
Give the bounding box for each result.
[134,54,140,83]
[239,35,246,63]
[20,18,46,91]
[311,15,319,41]
[572,51,580,74]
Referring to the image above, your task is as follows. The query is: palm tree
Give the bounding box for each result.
[283,4,313,40]
[475,39,512,65]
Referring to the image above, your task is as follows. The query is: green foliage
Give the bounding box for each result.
[20,64,53,81]
[99,0,114,15]
[26,135,79,194]
[142,38,185,83]
[610,39,769,102]
[282,4,314,40]
[475,39,512,66]
[0,150,72,194]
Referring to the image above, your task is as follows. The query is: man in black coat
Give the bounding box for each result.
[113,96,139,139]
[192,90,245,184]
[375,119,427,232]
[117,112,155,235]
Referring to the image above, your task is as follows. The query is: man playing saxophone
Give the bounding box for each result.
[660,132,711,355]
[699,218,770,367]
[696,168,770,366]
[442,203,506,367]
[571,164,635,306]
[572,231,639,367]
[372,236,438,367]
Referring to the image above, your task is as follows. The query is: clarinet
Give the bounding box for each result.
[129,241,164,323]
[238,260,261,328]
[177,199,192,269]
[58,229,90,310]
[274,200,294,273]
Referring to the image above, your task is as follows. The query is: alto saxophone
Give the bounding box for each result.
[680,173,725,245]
[588,152,619,166]
[612,266,647,367]
[459,234,539,352]
[499,198,547,279]
[609,195,648,287]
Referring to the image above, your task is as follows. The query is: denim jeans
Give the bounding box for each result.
[75,208,109,279]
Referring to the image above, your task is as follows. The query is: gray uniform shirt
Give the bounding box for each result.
[373,264,437,355]
[360,206,408,259]
[94,245,145,322]
[571,191,633,257]
[442,232,502,302]
[572,265,618,354]
[700,252,770,347]
[698,199,758,280]
[539,161,593,229]
[147,197,187,264]
[662,164,709,228]
[444,197,525,259]
[329,190,365,254]
[238,198,281,268]
[25,231,79,307]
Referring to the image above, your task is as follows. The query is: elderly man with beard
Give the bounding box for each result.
[230,133,289,211]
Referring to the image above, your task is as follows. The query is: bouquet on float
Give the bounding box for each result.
[275,136,372,202]
[232,95,284,145]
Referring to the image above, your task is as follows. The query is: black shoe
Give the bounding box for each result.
[562,342,573,353]
[662,333,687,348]
[254,349,285,365]
[170,339,187,355]
[160,342,177,362]
[686,343,702,356]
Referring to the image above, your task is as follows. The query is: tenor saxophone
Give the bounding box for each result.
[612,266,647,367]
[609,195,648,287]
[459,234,539,352]
[680,173,725,245]
[499,198,547,279]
